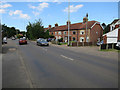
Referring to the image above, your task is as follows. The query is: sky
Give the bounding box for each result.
[0,1,119,31]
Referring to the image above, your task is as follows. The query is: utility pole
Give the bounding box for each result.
[68,0,70,46]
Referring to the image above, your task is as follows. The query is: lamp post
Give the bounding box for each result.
[67,0,70,46]
[86,13,88,42]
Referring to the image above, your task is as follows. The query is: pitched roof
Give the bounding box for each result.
[111,19,120,25]
[49,21,98,31]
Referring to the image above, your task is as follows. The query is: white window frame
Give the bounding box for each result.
[58,31,61,35]
[86,37,89,42]
[55,32,57,35]
[80,30,85,35]
[59,36,61,39]
[80,37,84,42]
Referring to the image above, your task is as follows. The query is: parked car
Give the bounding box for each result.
[11,37,16,40]
[19,38,27,45]
[2,37,7,44]
[96,40,103,46]
[37,38,43,42]
[116,40,120,49]
[37,39,49,46]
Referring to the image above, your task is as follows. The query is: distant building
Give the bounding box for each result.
[103,19,120,44]
[47,17,103,43]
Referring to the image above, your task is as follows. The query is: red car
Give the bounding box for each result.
[19,38,27,45]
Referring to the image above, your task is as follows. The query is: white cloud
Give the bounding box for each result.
[9,10,30,19]
[32,11,40,16]
[0,9,6,13]
[63,4,84,13]
[29,2,49,11]
[0,3,12,8]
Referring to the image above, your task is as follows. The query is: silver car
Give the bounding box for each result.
[3,37,7,44]
[37,39,49,46]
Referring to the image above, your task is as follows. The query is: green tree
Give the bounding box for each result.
[26,19,46,40]
[103,24,110,34]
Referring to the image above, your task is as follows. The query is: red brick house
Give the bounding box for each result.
[48,17,103,43]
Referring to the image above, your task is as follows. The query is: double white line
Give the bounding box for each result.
[61,55,74,61]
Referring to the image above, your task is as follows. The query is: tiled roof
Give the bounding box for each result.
[49,21,97,31]
[111,19,120,25]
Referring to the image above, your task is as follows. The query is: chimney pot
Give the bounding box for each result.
[67,20,71,25]
[55,23,58,27]
[48,25,51,28]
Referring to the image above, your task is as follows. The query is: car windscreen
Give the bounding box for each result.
[20,38,26,40]
[40,39,47,42]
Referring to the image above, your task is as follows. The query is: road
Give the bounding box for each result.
[2,39,118,88]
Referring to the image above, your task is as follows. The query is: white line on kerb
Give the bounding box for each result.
[61,55,74,61]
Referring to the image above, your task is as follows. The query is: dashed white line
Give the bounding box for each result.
[61,55,74,61]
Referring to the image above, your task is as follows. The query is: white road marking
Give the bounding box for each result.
[61,55,74,61]
[40,47,47,51]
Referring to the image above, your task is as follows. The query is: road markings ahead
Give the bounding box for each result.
[61,55,74,61]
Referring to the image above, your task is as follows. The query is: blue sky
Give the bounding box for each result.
[1,2,118,31]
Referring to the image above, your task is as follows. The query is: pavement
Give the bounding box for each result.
[2,39,118,88]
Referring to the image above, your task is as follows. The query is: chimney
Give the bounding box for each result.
[55,23,58,27]
[67,20,71,25]
[83,17,88,23]
[48,25,51,28]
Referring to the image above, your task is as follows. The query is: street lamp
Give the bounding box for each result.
[68,0,70,46]
[86,13,88,42]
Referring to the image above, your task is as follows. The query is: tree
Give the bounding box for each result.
[26,19,49,40]
[102,23,106,30]
[2,24,20,38]
[103,24,110,34]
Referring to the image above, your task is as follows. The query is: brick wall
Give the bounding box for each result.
[90,24,103,43]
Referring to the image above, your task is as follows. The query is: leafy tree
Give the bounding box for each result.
[26,19,50,40]
[2,24,20,38]
[103,24,110,34]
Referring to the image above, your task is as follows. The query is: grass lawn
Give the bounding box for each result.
[99,49,120,53]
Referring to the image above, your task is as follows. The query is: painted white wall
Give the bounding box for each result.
[106,28,118,43]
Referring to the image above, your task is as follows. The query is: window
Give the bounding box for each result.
[80,30,85,35]
[73,31,76,35]
[58,31,61,35]
[64,31,67,35]
[55,32,57,35]
[80,37,84,42]
[72,37,76,41]
[59,36,61,39]
[86,37,89,42]
[55,36,58,40]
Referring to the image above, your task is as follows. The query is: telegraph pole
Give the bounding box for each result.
[68,0,70,46]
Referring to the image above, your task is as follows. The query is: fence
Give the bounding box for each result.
[100,43,117,50]
[71,42,96,46]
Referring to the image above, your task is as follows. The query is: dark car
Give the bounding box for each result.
[37,39,49,46]
[19,38,27,45]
